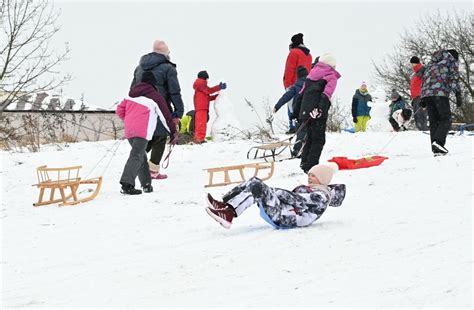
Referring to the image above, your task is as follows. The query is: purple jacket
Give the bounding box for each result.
[303,62,341,99]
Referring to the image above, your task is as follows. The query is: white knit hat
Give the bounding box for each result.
[308,162,339,186]
[319,53,337,69]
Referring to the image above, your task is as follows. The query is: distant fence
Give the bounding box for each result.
[0,110,123,151]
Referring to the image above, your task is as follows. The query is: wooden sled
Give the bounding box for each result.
[32,165,103,207]
[204,162,275,188]
[247,139,293,162]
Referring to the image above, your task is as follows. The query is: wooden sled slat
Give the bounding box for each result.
[204,162,275,188]
[32,165,103,207]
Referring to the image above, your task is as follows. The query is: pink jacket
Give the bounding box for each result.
[116,96,168,140]
[304,62,341,100]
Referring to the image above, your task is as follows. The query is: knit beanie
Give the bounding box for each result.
[410,56,420,64]
[390,89,400,101]
[319,53,337,69]
[291,33,304,46]
[308,163,339,186]
[197,70,209,80]
[447,49,459,61]
[359,82,368,94]
[152,40,170,56]
[296,66,308,79]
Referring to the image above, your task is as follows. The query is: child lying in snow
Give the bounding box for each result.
[389,108,412,132]
[205,163,346,229]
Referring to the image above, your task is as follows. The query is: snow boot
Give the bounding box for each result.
[120,183,142,195]
[150,171,168,180]
[205,206,235,229]
[432,141,448,155]
[142,183,153,193]
[206,193,226,210]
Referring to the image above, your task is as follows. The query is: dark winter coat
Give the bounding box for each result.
[421,50,460,98]
[352,89,372,117]
[283,46,312,89]
[128,83,177,137]
[389,97,406,116]
[274,76,306,112]
[297,79,329,121]
[131,52,185,119]
[410,63,425,99]
[193,78,221,111]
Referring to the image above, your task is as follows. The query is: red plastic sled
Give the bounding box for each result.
[328,156,388,170]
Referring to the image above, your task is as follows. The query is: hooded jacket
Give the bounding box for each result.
[131,52,184,118]
[421,50,460,98]
[352,89,372,117]
[193,78,221,111]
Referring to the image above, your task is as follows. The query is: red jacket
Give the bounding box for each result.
[283,47,312,89]
[193,78,220,111]
[410,63,424,99]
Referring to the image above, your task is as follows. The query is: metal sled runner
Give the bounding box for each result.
[246,139,293,162]
[204,161,275,188]
[32,165,103,206]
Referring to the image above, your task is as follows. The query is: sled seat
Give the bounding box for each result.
[32,165,103,207]
[204,161,275,188]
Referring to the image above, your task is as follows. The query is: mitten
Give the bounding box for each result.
[219,82,227,90]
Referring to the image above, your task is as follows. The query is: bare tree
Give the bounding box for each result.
[0,0,71,111]
[373,10,473,123]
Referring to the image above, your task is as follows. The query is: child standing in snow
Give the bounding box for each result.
[205,163,346,229]
[389,108,413,132]
[351,82,373,132]
[116,72,178,195]
[273,66,309,156]
[193,71,226,144]
[297,53,341,174]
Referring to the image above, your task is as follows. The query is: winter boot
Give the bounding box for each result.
[120,183,142,195]
[149,160,168,180]
[142,183,153,193]
[206,193,226,210]
[150,171,168,179]
[205,206,235,229]
[432,141,448,155]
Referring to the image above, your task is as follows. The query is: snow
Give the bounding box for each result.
[1,131,472,307]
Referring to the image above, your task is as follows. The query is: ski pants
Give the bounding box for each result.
[412,97,428,131]
[194,110,209,142]
[222,177,327,228]
[425,96,452,147]
[355,116,370,132]
[120,137,151,187]
[146,135,167,166]
[300,116,328,173]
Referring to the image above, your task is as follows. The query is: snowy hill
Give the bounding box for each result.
[1,132,472,307]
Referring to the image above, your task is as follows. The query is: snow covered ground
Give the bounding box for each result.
[1,131,472,307]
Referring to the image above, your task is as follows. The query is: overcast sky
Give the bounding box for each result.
[52,0,470,114]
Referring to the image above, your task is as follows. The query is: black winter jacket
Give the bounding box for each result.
[295,79,328,120]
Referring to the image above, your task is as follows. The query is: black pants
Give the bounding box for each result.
[300,117,327,173]
[425,96,452,147]
[291,122,307,157]
[146,135,167,165]
[120,138,151,187]
[412,97,428,131]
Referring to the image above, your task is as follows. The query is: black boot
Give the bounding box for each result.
[120,183,142,195]
[142,183,153,193]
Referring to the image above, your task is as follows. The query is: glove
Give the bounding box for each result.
[419,98,427,108]
[456,92,463,107]
[400,125,407,131]
[353,116,358,123]
[309,108,323,119]
[219,82,227,90]
[170,131,179,145]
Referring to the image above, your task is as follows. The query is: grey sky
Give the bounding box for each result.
[53,1,470,116]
